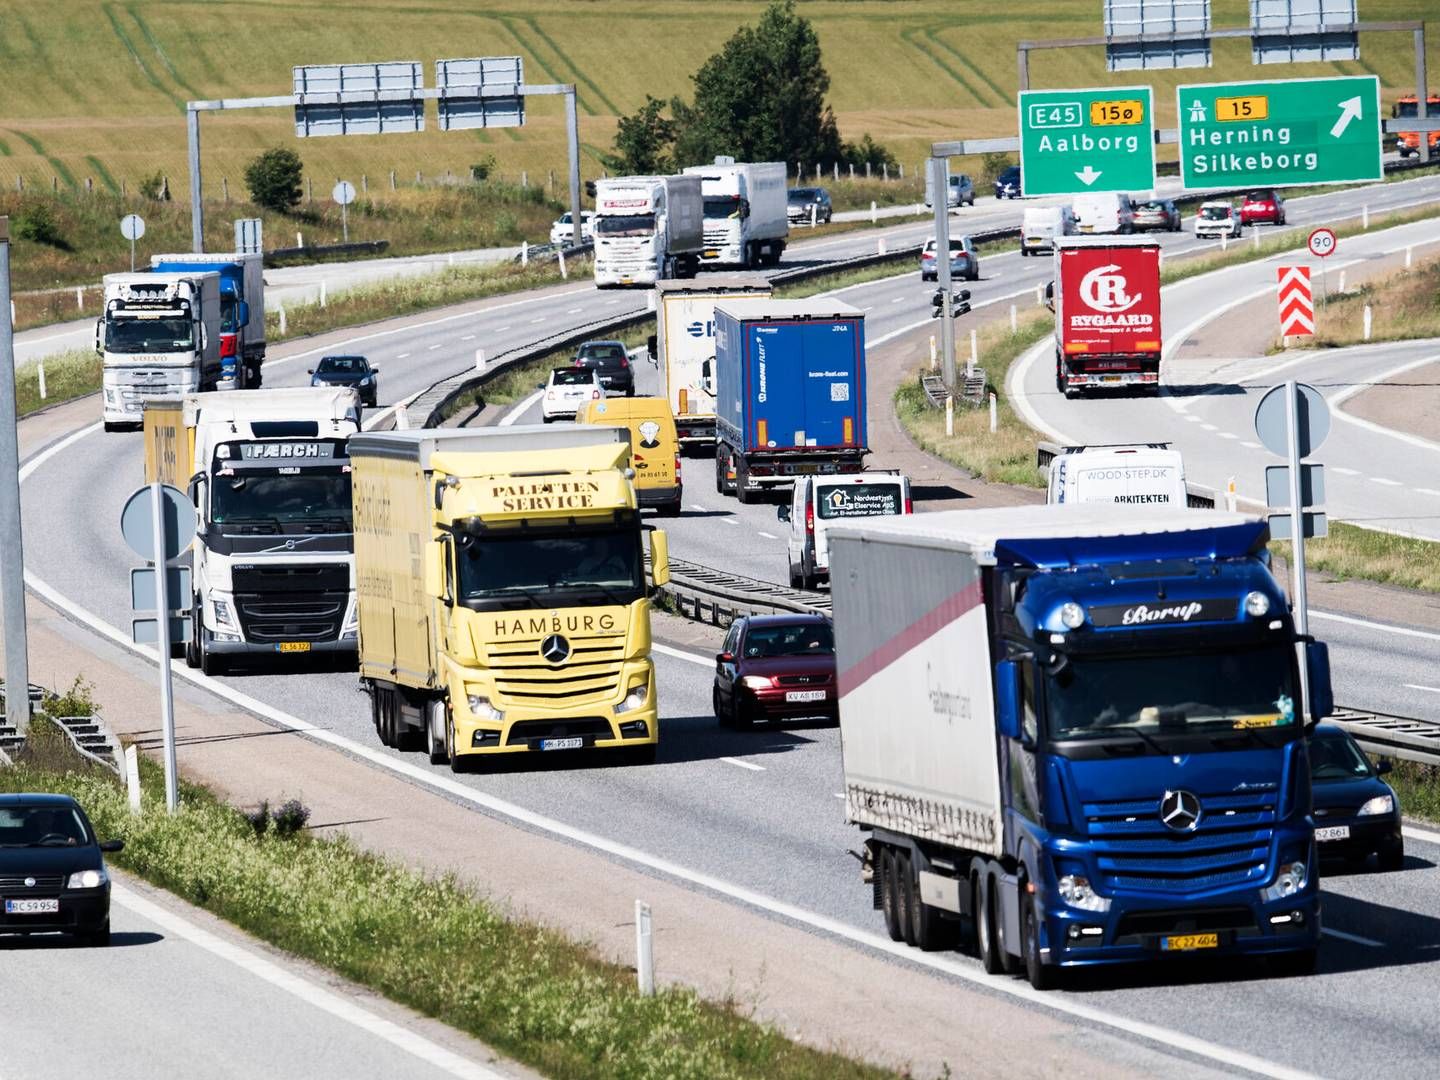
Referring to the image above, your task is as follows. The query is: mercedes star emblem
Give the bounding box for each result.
[1159,789,1202,832]
[540,634,571,665]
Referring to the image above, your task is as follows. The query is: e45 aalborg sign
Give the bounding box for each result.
[1177,75,1381,190]
[1019,86,1156,196]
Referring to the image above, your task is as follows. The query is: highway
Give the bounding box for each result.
[13,169,1440,1076]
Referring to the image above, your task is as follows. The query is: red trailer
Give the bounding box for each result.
[1052,237,1162,399]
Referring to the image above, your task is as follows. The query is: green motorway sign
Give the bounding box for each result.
[1177,76,1382,190]
[1018,86,1156,197]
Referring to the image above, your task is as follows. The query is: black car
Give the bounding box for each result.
[787,187,833,225]
[309,354,379,407]
[0,794,122,945]
[1309,723,1404,871]
[573,340,634,396]
[994,165,1022,199]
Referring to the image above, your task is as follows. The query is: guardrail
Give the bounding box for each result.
[1331,707,1440,767]
[660,556,829,626]
[264,239,390,266]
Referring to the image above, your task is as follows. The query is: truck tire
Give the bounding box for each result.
[907,861,958,952]
[881,847,905,942]
[734,459,755,504]
[894,851,915,945]
[1022,896,1058,990]
[975,875,1005,975]
[185,607,201,668]
[376,687,396,747]
[199,637,225,678]
[425,699,449,766]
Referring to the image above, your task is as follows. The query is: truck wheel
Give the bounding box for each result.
[881,848,905,942]
[1022,897,1058,990]
[199,638,225,678]
[185,608,201,668]
[895,851,916,945]
[734,460,754,504]
[906,859,956,952]
[426,699,449,766]
[976,875,1004,974]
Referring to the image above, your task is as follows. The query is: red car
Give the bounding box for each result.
[712,614,836,727]
[1240,189,1286,226]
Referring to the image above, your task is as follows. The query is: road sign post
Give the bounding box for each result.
[121,483,197,813]
[332,180,356,243]
[0,219,29,737]
[1177,75,1382,190]
[1308,228,1336,302]
[1018,86,1156,195]
[930,156,956,390]
[120,213,146,272]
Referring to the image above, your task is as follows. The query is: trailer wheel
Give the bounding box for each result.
[908,862,958,952]
[895,851,916,945]
[881,847,904,942]
[375,687,395,747]
[425,699,449,766]
[1022,896,1058,990]
[734,459,755,504]
[976,875,1005,974]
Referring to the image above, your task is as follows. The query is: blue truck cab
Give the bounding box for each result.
[830,507,1330,989]
[150,253,266,391]
[712,299,868,503]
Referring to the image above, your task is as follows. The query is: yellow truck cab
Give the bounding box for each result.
[576,396,682,516]
[349,427,670,769]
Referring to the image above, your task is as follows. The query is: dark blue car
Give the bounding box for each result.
[1309,724,1404,871]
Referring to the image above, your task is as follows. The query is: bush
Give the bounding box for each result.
[271,798,311,836]
[138,171,169,201]
[245,800,272,837]
[12,203,67,248]
[470,155,497,182]
[244,147,304,213]
[41,675,97,718]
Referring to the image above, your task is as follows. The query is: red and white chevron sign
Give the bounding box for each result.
[1276,266,1314,337]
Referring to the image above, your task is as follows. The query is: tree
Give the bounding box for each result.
[603,96,677,175]
[244,147,304,213]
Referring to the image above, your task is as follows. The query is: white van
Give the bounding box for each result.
[1072,192,1135,235]
[778,472,913,588]
[1021,206,1077,255]
[1045,444,1187,507]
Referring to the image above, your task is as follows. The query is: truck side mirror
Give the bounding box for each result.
[994,660,1023,742]
[701,358,714,393]
[1305,641,1333,725]
[1043,281,1056,314]
[187,471,207,509]
[776,504,791,523]
[425,538,450,603]
[199,323,208,350]
[237,300,250,326]
[649,529,671,588]
[646,333,659,366]
[94,318,104,354]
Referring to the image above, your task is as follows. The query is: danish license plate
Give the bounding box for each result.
[5,898,59,915]
[540,737,584,751]
[786,690,826,703]
[1162,933,1218,952]
[276,642,311,653]
[1315,825,1351,842]
[704,249,718,258]
[1100,375,1124,384]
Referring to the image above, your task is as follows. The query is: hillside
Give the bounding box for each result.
[0,0,1432,199]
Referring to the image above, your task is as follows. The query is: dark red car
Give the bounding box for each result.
[1240,189,1286,226]
[712,614,836,727]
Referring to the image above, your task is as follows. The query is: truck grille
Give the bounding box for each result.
[1084,788,1278,894]
[505,717,613,746]
[487,633,626,706]
[231,564,349,643]
[0,875,63,891]
[702,227,732,246]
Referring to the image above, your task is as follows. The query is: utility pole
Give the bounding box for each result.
[0,218,31,735]
[930,157,956,390]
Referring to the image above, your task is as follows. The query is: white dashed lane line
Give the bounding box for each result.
[1405,683,1440,694]
[427,344,442,350]
[1370,477,1402,486]
[758,531,778,539]
[720,757,765,772]
[1201,423,1218,431]
[1242,441,1261,449]
[461,334,476,341]
[1184,415,1202,423]
[723,518,739,526]
[1218,432,1238,440]
[1417,488,1440,498]
[1332,467,1361,475]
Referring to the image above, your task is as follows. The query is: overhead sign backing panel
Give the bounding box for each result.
[1104,0,1213,70]
[1177,75,1381,189]
[1018,86,1157,196]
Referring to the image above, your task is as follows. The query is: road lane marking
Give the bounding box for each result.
[1331,467,1361,475]
[1217,432,1238,439]
[495,325,511,332]
[460,334,475,341]
[499,390,543,427]
[890,296,906,304]
[397,352,411,359]
[1184,415,1202,422]
[567,307,583,314]
[113,885,509,1080]
[833,792,845,799]
[427,343,442,350]
[1404,823,1440,846]
[1242,441,1261,448]
[653,644,711,667]
[1417,488,1440,497]
[1309,610,1440,642]
[723,518,739,526]
[1200,423,1218,431]
[758,531,778,539]
[1370,477,1402,486]
[1321,927,1383,948]
[528,317,546,324]
[689,503,709,512]
[1404,684,1440,694]
[720,757,765,772]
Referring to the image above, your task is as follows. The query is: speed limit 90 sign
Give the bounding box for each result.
[1308,228,1337,259]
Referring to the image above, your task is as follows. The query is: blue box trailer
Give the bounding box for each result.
[151,253,266,389]
[713,298,868,502]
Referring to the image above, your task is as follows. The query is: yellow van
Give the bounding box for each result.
[577,396,682,516]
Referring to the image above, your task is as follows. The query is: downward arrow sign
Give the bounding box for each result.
[1075,165,1102,186]
[1330,96,1363,139]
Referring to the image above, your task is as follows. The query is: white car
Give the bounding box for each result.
[1194,201,1242,239]
[549,211,594,246]
[541,367,605,422]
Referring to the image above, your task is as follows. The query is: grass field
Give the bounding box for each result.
[0,1,1431,209]
[1308,252,1440,348]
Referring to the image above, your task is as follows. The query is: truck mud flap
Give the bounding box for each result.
[917,870,963,914]
[994,868,1022,959]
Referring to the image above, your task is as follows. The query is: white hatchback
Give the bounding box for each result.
[541,367,605,422]
[1195,201,1242,239]
[549,212,594,246]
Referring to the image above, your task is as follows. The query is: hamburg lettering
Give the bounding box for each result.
[493,613,617,636]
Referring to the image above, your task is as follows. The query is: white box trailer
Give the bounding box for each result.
[683,159,789,268]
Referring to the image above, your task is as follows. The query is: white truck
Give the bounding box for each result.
[653,276,772,449]
[683,158,789,268]
[98,272,223,431]
[143,388,362,676]
[150,253,267,390]
[593,175,704,287]
[1040,443,1189,507]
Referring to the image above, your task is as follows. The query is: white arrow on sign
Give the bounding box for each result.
[1075,166,1102,186]
[1329,96,1363,139]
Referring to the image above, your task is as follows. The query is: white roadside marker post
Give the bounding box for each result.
[635,900,655,996]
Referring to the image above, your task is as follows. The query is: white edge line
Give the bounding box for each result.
[1402,684,1440,694]
[1308,609,1440,642]
[719,756,766,772]
[112,884,510,1080]
[1319,926,1383,948]
[498,389,544,427]
[1402,823,1440,846]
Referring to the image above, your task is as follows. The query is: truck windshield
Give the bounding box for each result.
[703,197,743,219]
[211,471,353,529]
[106,316,193,353]
[220,296,239,334]
[1046,644,1298,743]
[455,525,644,610]
[595,214,656,237]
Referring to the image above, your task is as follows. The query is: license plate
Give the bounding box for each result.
[5,898,59,915]
[276,642,311,653]
[540,737,584,751]
[1080,225,1095,233]
[1100,375,1124,384]
[704,249,718,258]
[786,690,826,703]
[1162,933,1219,951]
[1315,825,1351,841]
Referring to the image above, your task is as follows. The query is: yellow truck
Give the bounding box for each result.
[349,426,671,769]
[576,396,682,516]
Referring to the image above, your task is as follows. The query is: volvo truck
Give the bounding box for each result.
[683,158,788,268]
[99,272,222,431]
[830,505,1330,989]
[593,175,703,287]
[143,387,362,675]
[350,427,671,768]
[1051,237,1162,399]
[151,253,266,390]
[654,276,772,450]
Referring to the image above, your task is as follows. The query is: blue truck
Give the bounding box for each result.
[829,506,1330,987]
[151,253,266,390]
[712,298,868,503]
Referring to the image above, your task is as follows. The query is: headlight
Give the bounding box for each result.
[615,680,649,715]
[212,598,238,630]
[1260,860,1309,901]
[341,602,358,639]
[1357,794,1394,817]
[1057,874,1111,912]
[67,869,107,889]
[1244,590,1271,617]
[466,693,504,722]
[1059,602,1085,630]
[740,675,773,690]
